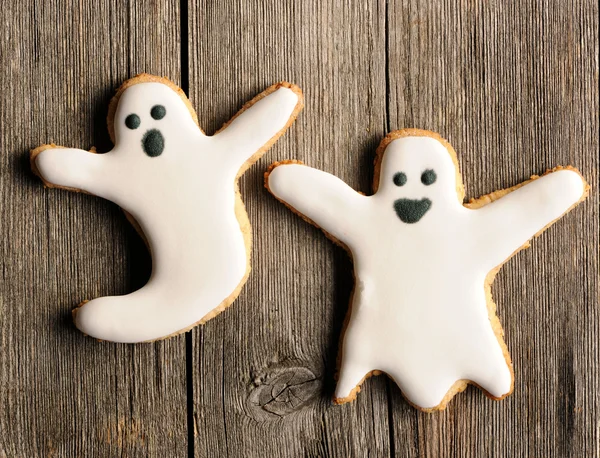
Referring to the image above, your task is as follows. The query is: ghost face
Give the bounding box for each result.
[377,136,460,224]
[112,83,201,160]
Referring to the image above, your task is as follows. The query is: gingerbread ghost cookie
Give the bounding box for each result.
[32,73,303,343]
[265,129,588,411]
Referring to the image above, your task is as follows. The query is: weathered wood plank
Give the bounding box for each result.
[0,0,597,456]
[387,0,599,456]
[188,1,390,456]
[0,1,187,457]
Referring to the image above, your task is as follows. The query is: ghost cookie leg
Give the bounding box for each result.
[333,315,379,403]
[73,283,196,343]
[334,361,375,402]
[31,145,113,197]
[466,349,513,400]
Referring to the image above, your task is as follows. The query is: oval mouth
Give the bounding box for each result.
[142,129,165,157]
[393,198,432,224]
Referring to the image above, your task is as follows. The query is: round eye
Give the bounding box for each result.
[421,169,437,185]
[393,172,407,187]
[151,105,166,120]
[125,114,140,130]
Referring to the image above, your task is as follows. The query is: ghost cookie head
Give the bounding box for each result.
[109,76,202,160]
[375,131,465,224]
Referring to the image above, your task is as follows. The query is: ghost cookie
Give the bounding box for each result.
[31,73,303,343]
[265,128,588,411]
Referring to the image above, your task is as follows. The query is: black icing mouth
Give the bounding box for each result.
[142,129,165,157]
[393,198,432,224]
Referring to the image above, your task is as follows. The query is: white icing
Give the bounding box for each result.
[36,81,301,343]
[267,135,585,409]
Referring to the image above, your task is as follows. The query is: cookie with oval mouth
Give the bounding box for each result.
[265,128,588,411]
[31,73,303,343]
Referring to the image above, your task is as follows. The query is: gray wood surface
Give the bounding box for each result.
[0,1,598,457]
[189,1,391,456]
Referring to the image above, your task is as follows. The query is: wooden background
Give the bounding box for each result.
[0,0,597,456]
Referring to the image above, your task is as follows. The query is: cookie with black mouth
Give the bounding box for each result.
[393,198,432,223]
[30,73,303,343]
[265,128,588,412]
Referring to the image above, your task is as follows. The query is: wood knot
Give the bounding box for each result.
[246,361,321,420]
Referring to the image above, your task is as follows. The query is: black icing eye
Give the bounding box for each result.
[151,105,166,120]
[421,169,437,185]
[125,114,141,130]
[393,172,407,187]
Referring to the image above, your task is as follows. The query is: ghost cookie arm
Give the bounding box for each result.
[472,168,587,267]
[266,162,366,244]
[31,145,113,197]
[215,83,303,170]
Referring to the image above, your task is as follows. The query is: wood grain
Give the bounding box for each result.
[188,1,390,456]
[387,1,599,456]
[188,0,598,457]
[0,0,597,457]
[0,1,187,457]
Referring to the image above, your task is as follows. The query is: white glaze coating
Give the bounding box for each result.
[267,134,586,409]
[35,80,301,343]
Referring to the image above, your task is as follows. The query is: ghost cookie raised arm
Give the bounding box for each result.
[32,73,303,343]
[265,128,588,411]
[468,170,586,270]
[267,161,369,243]
[214,91,304,173]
